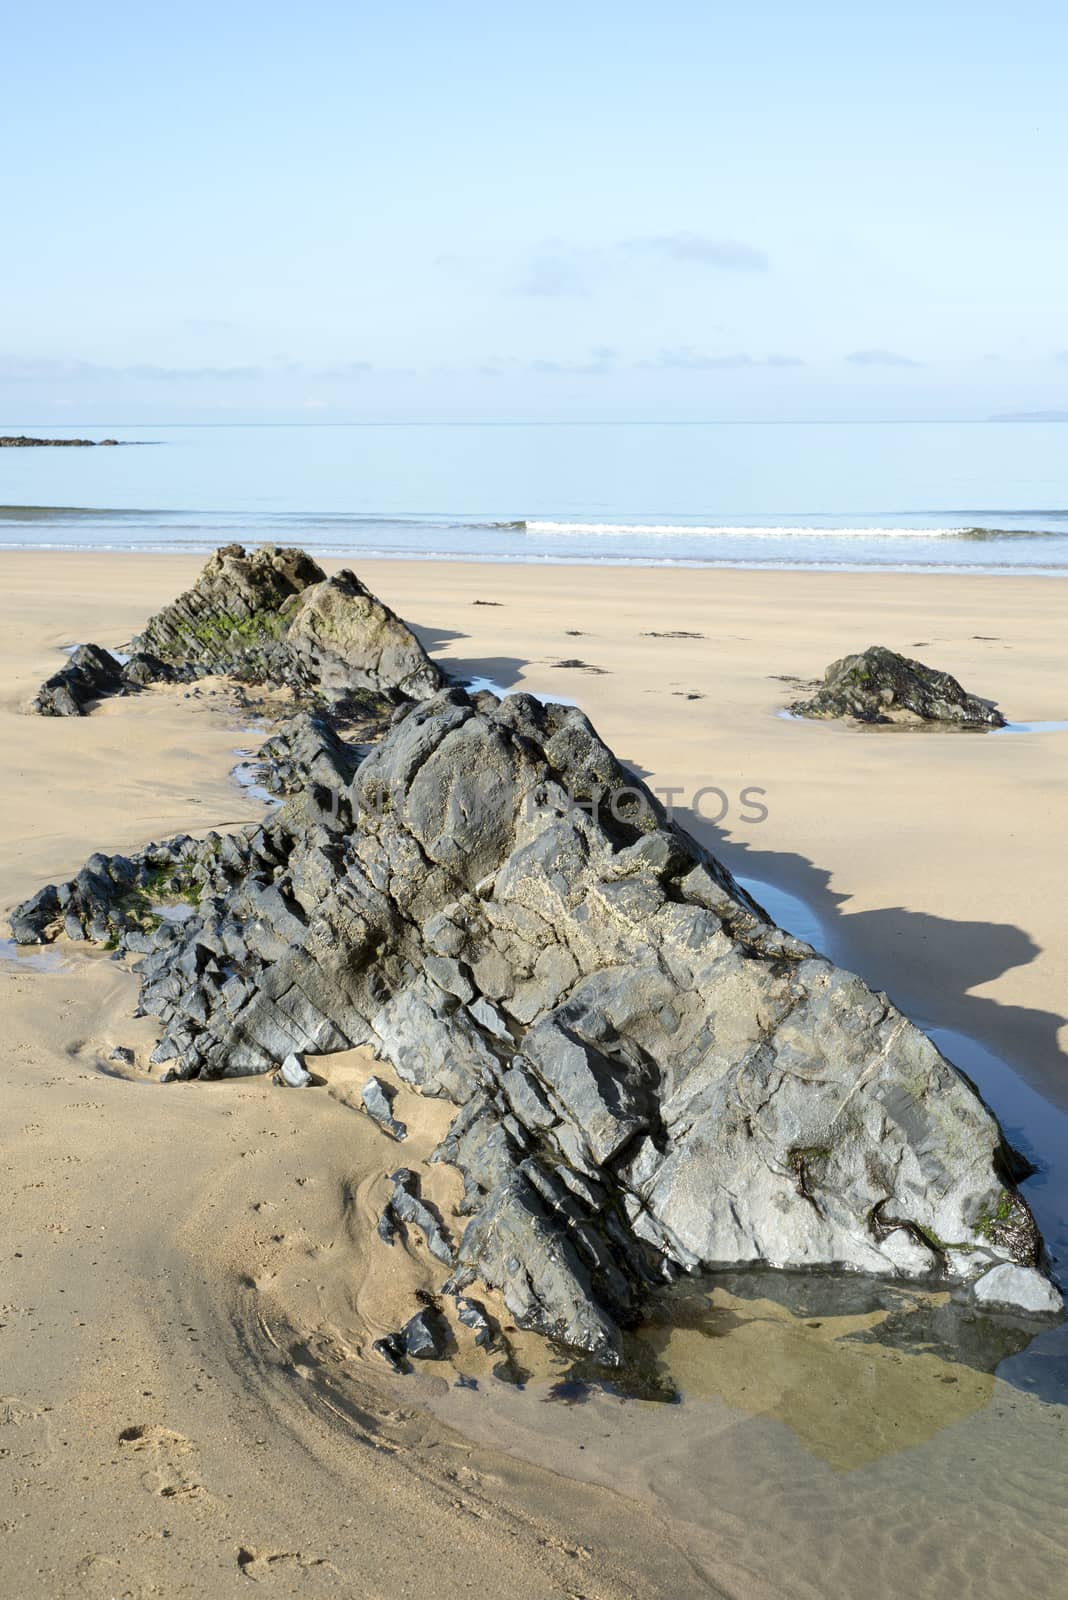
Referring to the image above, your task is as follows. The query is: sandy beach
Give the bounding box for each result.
[2,551,1067,1599]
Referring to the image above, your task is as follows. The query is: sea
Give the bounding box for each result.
[3,418,1068,572]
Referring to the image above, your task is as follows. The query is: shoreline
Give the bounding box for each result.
[3,544,1068,577]
[2,550,1066,1598]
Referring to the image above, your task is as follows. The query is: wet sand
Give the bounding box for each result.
[1,552,1066,1598]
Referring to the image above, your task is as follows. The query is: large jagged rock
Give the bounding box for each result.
[29,544,443,715]
[13,684,1058,1354]
[133,545,442,702]
[790,645,1006,727]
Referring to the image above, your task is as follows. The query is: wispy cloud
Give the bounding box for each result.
[0,355,267,382]
[639,348,753,371]
[624,233,769,272]
[314,360,375,378]
[513,231,770,296]
[517,255,590,298]
[845,348,923,368]
[527,345,617,376]
[637,347,803,371]
[0,355,379,383]
[181,318,241,334]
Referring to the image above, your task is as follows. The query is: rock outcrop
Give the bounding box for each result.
[0,435,119,446]
[29,544,443,716]
[34,644,127,717]
[33,644,189,716]
[12,682,1059,1350]
[790,646,1007,727]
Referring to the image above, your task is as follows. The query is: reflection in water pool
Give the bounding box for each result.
[0,937,66,972]
[231,752,283,807]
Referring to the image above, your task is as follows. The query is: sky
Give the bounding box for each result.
[3,0,1068,423]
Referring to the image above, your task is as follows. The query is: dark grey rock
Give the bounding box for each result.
[121,651,185,688]
[255,712,363,798]
[371,1332,410,1372]
[383,1169,454,1265]
[0,435,118,447]
[10,883,61,944]
[34,644,124,717]
[360,1076,407,1140]
[790,645,1007,727]
[401,1306,451,1360]
[455,1295,499,1349]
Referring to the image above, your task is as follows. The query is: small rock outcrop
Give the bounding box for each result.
[0,435,119,447]
[33,644,126,717]
[29,544,442,716]
[13,679,1059,1352]
[790,646,1006,727]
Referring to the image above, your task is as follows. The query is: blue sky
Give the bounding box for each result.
[4,0,1067,422]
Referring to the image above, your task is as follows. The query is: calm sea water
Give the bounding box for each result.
[3,420,1068,572]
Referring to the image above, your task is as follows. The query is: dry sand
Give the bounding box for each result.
[1,552,1066,1599]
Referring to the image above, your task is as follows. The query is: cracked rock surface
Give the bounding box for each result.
[14,664,1058,1354]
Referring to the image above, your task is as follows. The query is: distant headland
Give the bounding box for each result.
[988,410,1068,423]
[0,435,121,447]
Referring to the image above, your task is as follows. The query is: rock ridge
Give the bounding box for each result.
[12,665,1060,1351]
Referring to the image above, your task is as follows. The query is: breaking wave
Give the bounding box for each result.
[520,520,1058,540]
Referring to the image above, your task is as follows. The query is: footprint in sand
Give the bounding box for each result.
[117,1423,209,1504]
[236,1546,338,1583]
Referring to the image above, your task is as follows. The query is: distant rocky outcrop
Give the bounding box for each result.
[13,658,1060,1348]
[790,645,1006,727]
[0,435,119,446]
[29,544,443,716]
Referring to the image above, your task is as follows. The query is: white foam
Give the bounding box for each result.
[524,521,966,539]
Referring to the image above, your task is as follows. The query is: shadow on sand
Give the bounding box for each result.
[682,816,1068,1113]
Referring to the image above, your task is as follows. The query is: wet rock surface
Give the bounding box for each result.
[29,543,442,716]
[789,645,1007,727]
[13,638,1060,1353]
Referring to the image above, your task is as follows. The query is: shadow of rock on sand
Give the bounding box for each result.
[405,620,468,655]
[679,816,1068,1115]
[438,656,531,692]
[397,617,531,694]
